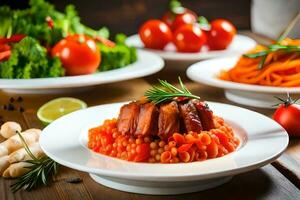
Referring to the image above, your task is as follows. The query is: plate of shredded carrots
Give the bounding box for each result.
[187,38,300,108]
[220,38,300,87]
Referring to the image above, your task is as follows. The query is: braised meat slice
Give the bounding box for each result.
[179,100,203,132]
[117,102,140,135]
[193,100,215,131]
[135,102,159,136]
[158,101,180,140]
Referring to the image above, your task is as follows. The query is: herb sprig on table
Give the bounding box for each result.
[10,131,59,193]
[145,77,200,104]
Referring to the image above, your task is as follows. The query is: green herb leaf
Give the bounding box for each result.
[243,44,300,69]
[10,130,59,193]
[11,156,59,193]
[145,77,200,104]
[198,16,211,31]
[169,0,185,14]
[15,131,38,161]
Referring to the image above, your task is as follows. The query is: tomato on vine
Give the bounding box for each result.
[162,0,197,31]
[273,94,300,137]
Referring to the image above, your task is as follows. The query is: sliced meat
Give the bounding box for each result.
[117,102,140,135]
[158,101,180,140]
[193,100,215,131]
[179,100,203,132]
[135,103,158,136]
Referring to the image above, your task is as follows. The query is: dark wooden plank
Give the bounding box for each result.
[52,167,93,200]
[0,179,61,200]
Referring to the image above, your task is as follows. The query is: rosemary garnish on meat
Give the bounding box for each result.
[145,77,200,104]
[10,131,59,193]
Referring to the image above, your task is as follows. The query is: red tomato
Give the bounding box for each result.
[162,11,176,28]
[273,101,300,137]
[172,12,197,31]
[173,24,207,52]
[139,20,172,50]
[162,8,197,30]
[51,34,101,76]
[206,19,236,50]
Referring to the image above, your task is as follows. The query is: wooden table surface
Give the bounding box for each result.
[0,32,300,200]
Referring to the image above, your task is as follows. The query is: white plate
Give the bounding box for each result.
[126,34,256,61]
[0,50,164,94]
[187,57,300,108]
[40,102,288,195]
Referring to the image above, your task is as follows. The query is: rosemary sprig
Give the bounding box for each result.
[243,10,300,69]
[243,44,300,58]
[145,77,200,104]
[10,131,59,193]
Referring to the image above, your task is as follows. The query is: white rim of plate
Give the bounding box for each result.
[40,101,288,182]
[187,56,300,93]
[125,34,257,61]
[0,50,164,89]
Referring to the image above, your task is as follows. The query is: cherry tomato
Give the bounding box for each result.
[162,8,197,30]
[206,19,236,50]
[273,98,300,137]
[51,34,101,76]
[139,20,172,50]
[162,11,176,28]
[173,24,207,52]
[172,12,197,31]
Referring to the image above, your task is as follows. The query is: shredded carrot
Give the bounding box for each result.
[219,38,300,87]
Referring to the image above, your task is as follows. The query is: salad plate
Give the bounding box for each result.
[125,34,256,61]
[40,101,288,195]
[0,50,164,94]
[187,57,300,108]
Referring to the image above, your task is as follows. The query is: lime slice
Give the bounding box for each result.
[37,97,87,125]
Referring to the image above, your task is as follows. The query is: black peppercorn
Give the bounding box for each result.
[7,103,15,111]
[17,96,23,102]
